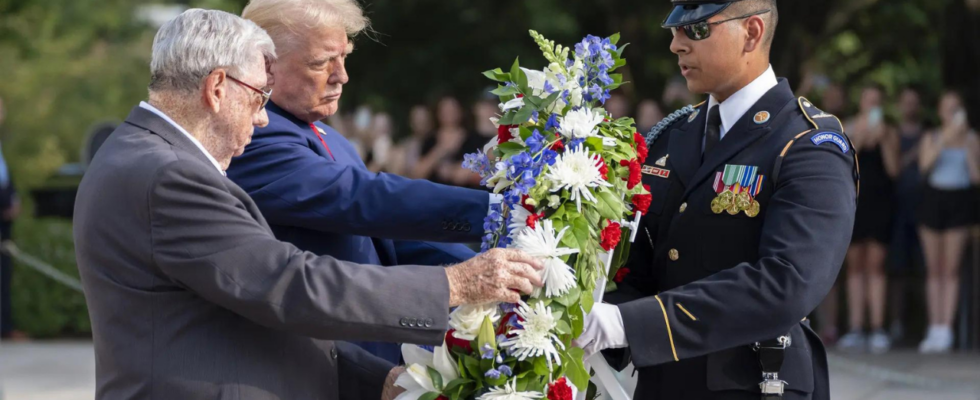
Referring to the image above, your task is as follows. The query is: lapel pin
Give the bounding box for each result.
[655,154,669,167]
[688,108,700,122]
[754,111,771,124]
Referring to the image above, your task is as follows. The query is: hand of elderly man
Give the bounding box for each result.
[445,248,544,306]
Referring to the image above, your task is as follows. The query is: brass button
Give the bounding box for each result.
[669,249,680,261]
[679,202,688,213]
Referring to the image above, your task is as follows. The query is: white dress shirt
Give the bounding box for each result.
[705,65,778,140]
[590,66,778,350]
[139,101,225,176]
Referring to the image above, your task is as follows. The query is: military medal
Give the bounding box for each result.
[744,174,766,218]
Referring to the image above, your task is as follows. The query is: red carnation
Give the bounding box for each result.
[551,133,565,152]
[598,159,609,181]
[548,378,573,400]
[498,124,515,144]
[633,132,649,163]
[444,329,473,353]
[632,185,652,215]
[437,396,449,400]
[516,94,524,98]
[600,221,622,251]
[520,195,536,213]
[526,212,542,229]
[614,268,631,283]
[620,159,642,189]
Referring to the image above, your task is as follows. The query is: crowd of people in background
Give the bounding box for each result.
[814,85,980,355]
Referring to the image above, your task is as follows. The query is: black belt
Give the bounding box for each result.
[754,335,790,400]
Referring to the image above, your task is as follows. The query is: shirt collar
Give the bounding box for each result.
[139,101,225,176]
[707,65,778,137]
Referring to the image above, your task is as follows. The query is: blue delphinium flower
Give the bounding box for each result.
[598,69,614,86]
[484,368,501,379]
[541,148,559,166]
[515,170,536,195]
[506,153,533,180]
[526,130,545,153]
[481,344,495,360]
[531,110,540,123]
[543,80,556,94]
[569,137,585,150]
[462,150,492,178]
[498,365,513,377]
[545,114,561,132]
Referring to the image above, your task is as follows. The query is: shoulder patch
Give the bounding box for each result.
[811,131,850,153]
[645,104,697,146]
[798,96,844,132]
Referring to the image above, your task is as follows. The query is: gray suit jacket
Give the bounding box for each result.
[73,106,451,400]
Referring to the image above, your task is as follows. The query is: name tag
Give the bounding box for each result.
[642,165,670,179]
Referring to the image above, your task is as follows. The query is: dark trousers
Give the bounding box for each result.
[1,221,12,336]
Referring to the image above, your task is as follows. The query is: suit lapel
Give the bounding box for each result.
[683,79,796,198]
[124,106,217,170]
[667,102,707,189]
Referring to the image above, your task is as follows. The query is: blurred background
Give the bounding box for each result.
[1,0,980,399]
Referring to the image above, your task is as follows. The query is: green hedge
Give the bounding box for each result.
[9,216,90,338]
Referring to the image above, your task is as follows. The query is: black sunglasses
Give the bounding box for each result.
[671,9,771,41]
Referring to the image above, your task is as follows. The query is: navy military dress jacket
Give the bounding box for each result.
[610,79,858,400]
[227,102,490,362]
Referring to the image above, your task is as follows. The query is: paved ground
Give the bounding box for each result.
[1,341,978,399]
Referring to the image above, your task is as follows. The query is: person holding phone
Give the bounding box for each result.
[917,90,980,353]
[838,84,901,353]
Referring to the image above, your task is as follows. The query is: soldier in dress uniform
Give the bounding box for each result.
[574,1,859,399]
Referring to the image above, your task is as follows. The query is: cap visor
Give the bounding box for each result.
[662,3,731,28]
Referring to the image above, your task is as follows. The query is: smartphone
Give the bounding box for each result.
[953,109,967,126]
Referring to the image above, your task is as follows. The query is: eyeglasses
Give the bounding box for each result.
[671,9,771,41]
[227,74,272,112]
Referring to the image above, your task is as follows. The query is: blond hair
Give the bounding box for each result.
[242,0,369,54]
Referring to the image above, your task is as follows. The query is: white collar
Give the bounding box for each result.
[707,65,778,138]
[139,101,225,175]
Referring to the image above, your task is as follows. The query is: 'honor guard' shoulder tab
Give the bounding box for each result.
[644,102,702,146]
[798,97,844,132]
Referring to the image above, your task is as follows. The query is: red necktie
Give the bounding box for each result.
[309,123,335,161]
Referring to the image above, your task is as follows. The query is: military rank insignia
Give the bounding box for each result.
[711,164,765,217]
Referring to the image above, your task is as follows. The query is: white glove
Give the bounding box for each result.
[573,303,628,358]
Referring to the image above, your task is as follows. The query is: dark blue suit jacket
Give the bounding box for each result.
[227,102,489,362]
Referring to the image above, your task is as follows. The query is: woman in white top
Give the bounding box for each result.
[917,91,980,353]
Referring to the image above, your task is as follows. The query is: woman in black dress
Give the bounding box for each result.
[837,85,901,353]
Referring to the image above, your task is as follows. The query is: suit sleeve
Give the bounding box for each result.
[237,140,488,243]
[618,130,856,368]
[148,160,450,345]
[393,240,477,266]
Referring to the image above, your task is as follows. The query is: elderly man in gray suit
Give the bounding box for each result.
[73,9,543,400]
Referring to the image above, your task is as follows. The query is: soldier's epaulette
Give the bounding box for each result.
[798,97,844,132]
[644,102,701,146]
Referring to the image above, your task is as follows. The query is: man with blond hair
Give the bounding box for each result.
[74,9,543,400]
[228,0,503,362]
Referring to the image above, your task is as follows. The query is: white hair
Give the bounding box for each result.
[149,8,277,93]
[242,0,369,54]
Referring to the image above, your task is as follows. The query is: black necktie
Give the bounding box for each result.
[703,105,721,162]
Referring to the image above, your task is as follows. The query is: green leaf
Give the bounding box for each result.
[556,319,571,335]
[498,141,527,157]
[419,392,443,400]
[595,189,625,221]
[570,302,585,338]
[509,57,521,83]
[443,378,472,394]
[610,73,623,85]
[483,68,507,82]
[581,288,595,314]
[533,355,550,376]
[563,347,590,391]
[427,366,444,391]
[477,315,497,352]
[584,136,604,152]
[511,104,536,125]
[609,33,621,46]
[491,85,520,97]
[554,285,581,307]
[498,110,516,126]
[539,90,562,111]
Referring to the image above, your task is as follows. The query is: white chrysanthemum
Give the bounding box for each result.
[499,301,564,371]
[449,303,501,341]
[558,107,605,139]
[395,342,459,400]
[477,379,545,400]
[507,206,532,238]
[545,146,613,212]
[510,220,579,298]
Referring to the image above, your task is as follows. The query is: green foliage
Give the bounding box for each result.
[10,217,89,337]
